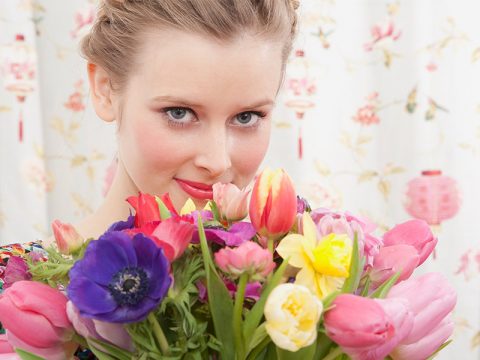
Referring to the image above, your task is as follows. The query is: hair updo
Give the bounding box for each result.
[80,0,300,92]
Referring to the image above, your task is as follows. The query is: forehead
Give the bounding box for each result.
[128,29,284,106]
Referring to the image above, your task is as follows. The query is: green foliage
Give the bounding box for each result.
[369,271,401,299]
[197,216,235,360]
[26,245,75,288]
[15,349,45,360]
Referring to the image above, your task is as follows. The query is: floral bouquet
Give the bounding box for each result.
[0,168,456,360]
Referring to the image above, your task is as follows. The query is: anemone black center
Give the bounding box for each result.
[108,267,150,306]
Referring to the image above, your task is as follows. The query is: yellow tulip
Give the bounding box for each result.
[276,212,353,298]
[264,283,323,352]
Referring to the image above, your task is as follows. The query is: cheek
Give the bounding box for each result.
[119,114,187,181]
[230,125,271,184]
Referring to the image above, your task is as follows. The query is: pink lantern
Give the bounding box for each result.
[1,34,36,142]
[404,170,461,226]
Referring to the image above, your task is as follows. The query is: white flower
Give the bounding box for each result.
[264,283,323,352]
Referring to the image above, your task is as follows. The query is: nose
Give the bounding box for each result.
[193,125,232,178]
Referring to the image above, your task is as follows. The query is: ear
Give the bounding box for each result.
[87,62,116,122]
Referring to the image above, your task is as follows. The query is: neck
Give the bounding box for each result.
[75,158,139,240]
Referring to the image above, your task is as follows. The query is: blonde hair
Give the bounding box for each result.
[80,0,300,92]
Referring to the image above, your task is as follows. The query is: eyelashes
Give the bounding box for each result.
[159,107,267,129]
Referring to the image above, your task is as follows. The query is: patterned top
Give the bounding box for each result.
[0,241,47,295]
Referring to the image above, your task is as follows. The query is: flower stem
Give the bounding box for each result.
[267,237,274,253]
[147,313,170,355]
[233,273,249,360]
[321,346,344,360]
[73,334,88,349]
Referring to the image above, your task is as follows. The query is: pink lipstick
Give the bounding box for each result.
[174,178,213,200]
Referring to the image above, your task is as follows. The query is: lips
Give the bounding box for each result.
[175,178,214,200]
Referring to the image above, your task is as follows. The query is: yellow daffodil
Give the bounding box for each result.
[179,198,212,215]
[180,198,196,215]
[276,212,353,298]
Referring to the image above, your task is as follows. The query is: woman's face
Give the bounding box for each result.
[110,29,284,209]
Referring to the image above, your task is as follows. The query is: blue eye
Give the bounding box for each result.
[169,108,188,119]
[232,111,266,127]
[162,107,196,127]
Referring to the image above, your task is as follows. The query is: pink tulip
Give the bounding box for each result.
[387,273,456,350]
[391,317,454,360]
[324,294,414,360]
[67,301,134,352]
[383,219,437,265]
[213,183,250,221]
[214,241,275,280]
[0,281,76,360]
[249,168,297,238]
[2,256,31,289]
[150,216,195,262]
[0,335,14,354]
[370,244,420,288]
[51,219,84,255]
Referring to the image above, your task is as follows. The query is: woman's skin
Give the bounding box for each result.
[53,29,285,244]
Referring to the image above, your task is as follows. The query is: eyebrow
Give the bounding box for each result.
[150,95,275,110]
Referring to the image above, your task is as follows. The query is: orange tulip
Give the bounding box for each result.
[249,168,297,240]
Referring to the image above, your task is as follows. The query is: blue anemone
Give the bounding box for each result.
[67,231,171,323]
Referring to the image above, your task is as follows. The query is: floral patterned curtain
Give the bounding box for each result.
[0,0,478,358]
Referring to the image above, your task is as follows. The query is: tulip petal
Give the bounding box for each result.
[391,318,454,360]
[266,174,297,235]
[7,331,72,360]
[0,296,65,348]
[7,281,70,329]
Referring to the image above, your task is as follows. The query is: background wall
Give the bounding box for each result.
[0,1,478,358]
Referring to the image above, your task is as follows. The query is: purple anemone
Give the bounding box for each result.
[67,231,171,323]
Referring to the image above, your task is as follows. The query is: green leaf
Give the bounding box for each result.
[243,260,288,350]
[360,276,372,297]
[264,343,277,360]
[369,271,401,299]
[197,215,235,360]
[276,342,316,360]
[246,322,268,354]
[87,337,133,360]
[313,333,334,359]
[341,233,363,294]
[208,201,222,222]
[155,196,172,220]
[322,290,340,310]
[15,349,45,360]
[426,340,452,360]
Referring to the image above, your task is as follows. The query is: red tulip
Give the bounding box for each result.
[383,219,437,265]
[127,192,161,227]
[150,216,195,261]
[249,168,297,238]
